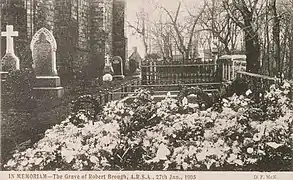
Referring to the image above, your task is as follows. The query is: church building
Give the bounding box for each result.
[1,0,127,83]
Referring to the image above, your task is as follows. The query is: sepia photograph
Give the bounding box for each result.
[0,0,292,176]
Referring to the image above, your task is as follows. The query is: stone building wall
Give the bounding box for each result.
[104,0,113,57]
[113,0,126,70]
[1,0,126,81]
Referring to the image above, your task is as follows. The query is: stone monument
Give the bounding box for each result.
[111,56,124,79]
[103,53,114,74]
[103,53,114,82]
[128,47,142,78]
[30,27,64,98]
[1,25,20,81]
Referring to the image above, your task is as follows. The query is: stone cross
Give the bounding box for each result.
[105,53,111,66]
[104,53,114,74]
[1,25,18,54]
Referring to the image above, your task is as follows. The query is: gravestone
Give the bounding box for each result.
[128,47,142,77]
[111,56,124,79]
[1,25,20,81]
[32,33,56,76]
[129,59,137,74]
[30,28,64,98]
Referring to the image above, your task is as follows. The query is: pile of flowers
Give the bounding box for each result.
[4,83,293,171]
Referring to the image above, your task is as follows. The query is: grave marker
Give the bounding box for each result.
[1,25,20,72]
[111,56,124,79]
[30,28,63,98]
[103,53,114,74]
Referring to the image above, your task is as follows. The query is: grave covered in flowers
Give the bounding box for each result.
[4,82,293,171]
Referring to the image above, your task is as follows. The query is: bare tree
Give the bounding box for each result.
[222,0,265,73]
[200,0,241,55]
[149,17,174,60]
[127,10,149,57]
[278,0,293,78]
[270,0,281,76]
[160,2,207,62]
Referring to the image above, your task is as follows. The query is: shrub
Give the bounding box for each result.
[2,69,37,112]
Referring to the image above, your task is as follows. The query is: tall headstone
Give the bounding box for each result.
[30,28,64,98]
[1,25,20,81]
[111,56,124,79]
[128,47,142,77]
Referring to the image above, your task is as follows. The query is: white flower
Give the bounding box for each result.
[117,102,124,108]
[152,143,170,162]
[143,139,150,147]
[247,147,254,154]
[21,160,28,167]
[170,102,177,110]
[223,98,229,104]
[227,153,237,163]
[35,158,43,165]
[196,152,207,162]
[253,133,262,142]
[90,156,99,164]
[211,112,217,120]
[257,150,266,155]
[241,101,248,106]
[6,159,17,167]
[204,130,213,140]
[234,159,244,166]
[283,90,290,95]
[266,142,283,149]
[129,110,134,116]
[216,139,225,146]
[189,103,199,109]
[282,82,291,89]
[245,89,252,96]
[182,97,188,106]
[61,149,75,163]
[182,162,189,170]
[246,158,258,164]
[205,159,215,169]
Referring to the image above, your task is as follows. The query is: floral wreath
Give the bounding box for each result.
[177,86,213,109]
[69,95,102,126]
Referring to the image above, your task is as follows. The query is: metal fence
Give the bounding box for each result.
[141,61,219,85]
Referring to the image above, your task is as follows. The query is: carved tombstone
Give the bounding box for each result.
[30,28,63,98]
[111,56,124,79]
[31,28,57,76]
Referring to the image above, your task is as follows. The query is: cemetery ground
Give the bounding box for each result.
[1,72,137,167]
[1,71,293,171]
